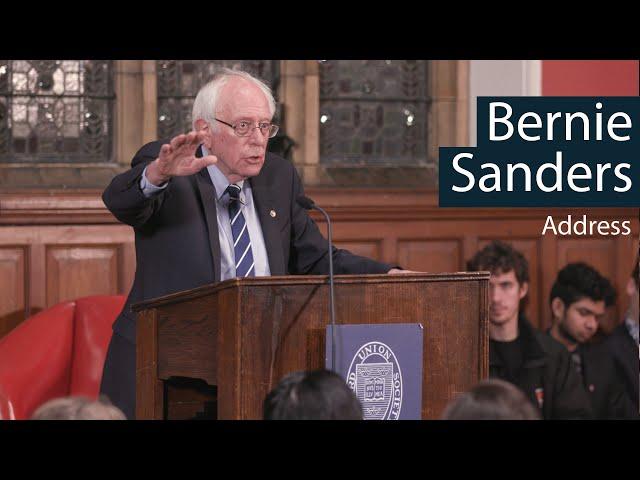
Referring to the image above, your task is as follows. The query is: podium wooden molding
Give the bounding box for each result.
[133,272,489,420]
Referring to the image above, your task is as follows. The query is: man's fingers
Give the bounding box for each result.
[185,131,198,145]
[161,132,211,177]
[388,268,420,274]
[202,155,217,166]
[174,132,203,156]
[191,155,217,172]
[159,144,172,158]
[194,130,208,144]
[170,134,186,150]
[158,144,173,164]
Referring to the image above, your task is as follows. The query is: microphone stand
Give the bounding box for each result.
[297,196,337,372]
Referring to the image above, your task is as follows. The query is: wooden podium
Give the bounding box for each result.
[133,272,489,420]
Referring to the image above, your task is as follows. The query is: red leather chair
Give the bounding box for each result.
[0,295,125,420]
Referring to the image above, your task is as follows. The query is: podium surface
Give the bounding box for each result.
[133,272,489,419]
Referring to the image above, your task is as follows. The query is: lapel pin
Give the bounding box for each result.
[270,209,277,218]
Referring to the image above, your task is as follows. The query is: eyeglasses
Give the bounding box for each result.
[215,118,279,138]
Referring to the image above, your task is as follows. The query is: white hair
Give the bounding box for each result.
[191,67,276,132]
[30,396,127,420]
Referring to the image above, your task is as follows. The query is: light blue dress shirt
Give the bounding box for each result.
[140,148,271,281]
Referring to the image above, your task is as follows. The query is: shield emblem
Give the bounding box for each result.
[356,362,393,420]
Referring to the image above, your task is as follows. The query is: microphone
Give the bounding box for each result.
[296,195,337,372]
[296,195,315,210]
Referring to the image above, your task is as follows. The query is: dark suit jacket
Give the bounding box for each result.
[103,141,394,344]
[578,340,638,419]
[490,316,593,420]
[605,323,639,415]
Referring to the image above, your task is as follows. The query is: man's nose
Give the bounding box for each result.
[248,126,266,145]
[490,287,500,304]
[585,316,598,331]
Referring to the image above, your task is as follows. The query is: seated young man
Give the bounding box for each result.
[549,262,637,419]
[467,241,592,419]
[605,255,639,414]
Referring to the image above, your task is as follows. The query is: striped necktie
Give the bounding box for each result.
[226,184,255,278]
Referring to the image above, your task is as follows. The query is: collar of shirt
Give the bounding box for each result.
[201,145,250,205]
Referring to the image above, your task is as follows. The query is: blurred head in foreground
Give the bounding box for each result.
[31,395,126,420]
[442,379,541,420]
[264,369,363,420]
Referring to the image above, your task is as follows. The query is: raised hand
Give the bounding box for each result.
[145,131,218,185]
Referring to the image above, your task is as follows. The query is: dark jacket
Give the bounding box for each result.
[576,340,638,419]
[605,322,639,415]
[490,316,593,420]
[102,141,394,344]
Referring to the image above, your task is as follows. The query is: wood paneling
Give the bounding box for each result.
[46,246,120,306]
[398,239,461,274]
[557,238,615,275]
[0,190,637,341]
[0,247,26,335]
[0,220,135,338]
[333,241,381,261]
[0,191,121,225]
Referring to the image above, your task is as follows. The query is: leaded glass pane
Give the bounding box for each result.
[319,60,429,165]
[156,60,280,139]
[0,60,114,163]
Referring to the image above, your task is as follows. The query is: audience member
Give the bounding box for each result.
[31,395,127,420]
[442,378,541,420]
[263,369,363,420]
[605,254,639,414]
[549,262,637,418]
[467,241,592,419]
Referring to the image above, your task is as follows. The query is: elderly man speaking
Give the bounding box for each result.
[100,68,405,419]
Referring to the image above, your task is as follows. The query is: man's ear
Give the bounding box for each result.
[551,297,565,323]
[518,281,529,300]
[194,119,212,148]
[626,277,638,296]
[194,118,208,132]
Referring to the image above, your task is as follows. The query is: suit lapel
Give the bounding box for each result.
[194,145,222,282]
[250,170,286,276]
[618,332,638,386]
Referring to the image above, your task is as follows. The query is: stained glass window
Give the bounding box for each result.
[0,60,114,163]
[156,60,280,139]
[319,60,430,165]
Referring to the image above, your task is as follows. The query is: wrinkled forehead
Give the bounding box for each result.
[216,78,271,118]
